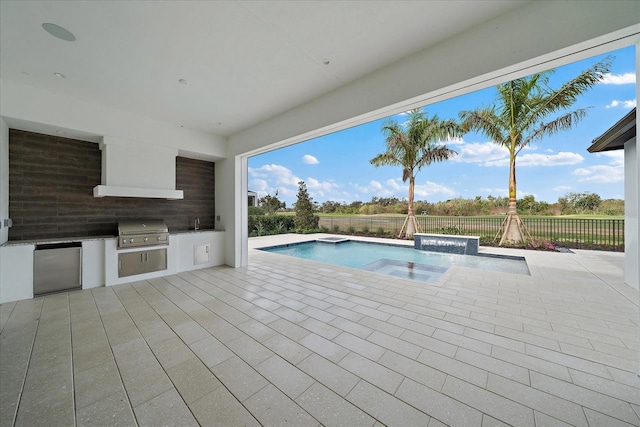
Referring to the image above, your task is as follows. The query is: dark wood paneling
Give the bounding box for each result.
[8,129,215,241]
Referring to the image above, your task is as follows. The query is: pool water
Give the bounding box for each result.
[260,240,529,283]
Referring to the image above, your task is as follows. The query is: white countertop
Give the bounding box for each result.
[1,229,225,247]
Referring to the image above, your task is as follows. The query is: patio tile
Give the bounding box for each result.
[378,351,447,391]
[3,237,639,427]
[338,352,403,394]
[301,317,342,340]
[149,335,194,369]
[441,376,535,427]
[190,386,260,426]
[74,360,123,410]
[400,329,458,358]
[455,348,530,385]
[172,320,210,344]
[329,316,374,339]
[226,333,274,365]
[189,335,235,368]
[166,356,222,404]
[255,354,315,399]
[530,371,640,425]
[133,388,198,427]
[263,333,313,365]
[583,407,639,427]
[395,377,482,426]
[417,347,488,388]
[334,332,386,361]
[76,389,135,427]
[432,328,492,355]
[296,382,376,427]
[299,332,349,363]
[491,345,572,382]
[486,373,588,426]
[211,356,269,402]
[346,380,432,426]
[297,353,360,397]
[569,369,640,404]
[244,384,320,426]
[532,412,574,427]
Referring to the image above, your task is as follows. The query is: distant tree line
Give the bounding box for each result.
[251,191,623,218]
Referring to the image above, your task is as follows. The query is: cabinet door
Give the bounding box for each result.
[119,252,145,278]
[144,249,167,273]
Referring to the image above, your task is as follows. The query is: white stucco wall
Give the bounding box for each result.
[0,80,227,160]
[0,118,8,245]
[625,136,639,290]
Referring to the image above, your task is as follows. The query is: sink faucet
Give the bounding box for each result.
[195,217,200,231]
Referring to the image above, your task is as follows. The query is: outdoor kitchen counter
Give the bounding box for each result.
[1,235,114,246]
[0,230,227,304]
[1,230,225,246]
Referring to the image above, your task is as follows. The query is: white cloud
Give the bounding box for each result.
[596,151,624,166]
[249,164,300,187]
[306,177,339,192]
[386,178,402,191]
[600,72,636,85]
[484,151,584,167]
[606,99,637,109]
[248,179,269,192]
[415,181,456,198]
[553,185,572,192]
[517,152,584,167]
[480,187,506,195]
[451,142,509,164]
[573,165,624,183]
[369,180,384,191]
[302,154,319,164]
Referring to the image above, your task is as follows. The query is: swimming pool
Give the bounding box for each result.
[259,239,530,283]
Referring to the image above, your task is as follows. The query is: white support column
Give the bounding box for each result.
[0,118,8,245]
[215,154,249,268]
[624,43,640,376]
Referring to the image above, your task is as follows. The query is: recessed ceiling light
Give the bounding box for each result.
[54,72,66,78]
[179,79,188,85]
[42,23,76,42]
[322,59,330,65]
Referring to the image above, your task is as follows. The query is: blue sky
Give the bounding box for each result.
[249,46,636,207]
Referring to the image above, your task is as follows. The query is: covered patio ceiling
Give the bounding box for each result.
[0,1,528,139]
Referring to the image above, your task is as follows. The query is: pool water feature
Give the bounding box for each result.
[260,240,530,283]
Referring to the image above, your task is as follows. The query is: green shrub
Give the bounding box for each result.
[248,206,264,216]
[332,225,340,232]
[248,214,295,235]
[347,226,356,234]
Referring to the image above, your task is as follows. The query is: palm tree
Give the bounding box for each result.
[460,59,610,246]
[370,109,460,238]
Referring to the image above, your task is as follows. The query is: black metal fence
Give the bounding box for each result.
[318,216,625,251]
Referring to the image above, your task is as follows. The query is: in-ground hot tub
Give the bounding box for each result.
[414,233,479,255]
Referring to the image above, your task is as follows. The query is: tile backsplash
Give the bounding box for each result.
[8,129,215,240]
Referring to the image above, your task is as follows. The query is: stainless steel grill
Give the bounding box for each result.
[117,219,169,249]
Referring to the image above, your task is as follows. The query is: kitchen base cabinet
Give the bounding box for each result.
[118,248,167,278]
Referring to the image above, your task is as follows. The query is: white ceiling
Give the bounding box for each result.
[0,1,528,138]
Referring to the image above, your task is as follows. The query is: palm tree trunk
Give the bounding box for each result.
[405,175,416,238]
[499,152,526,245]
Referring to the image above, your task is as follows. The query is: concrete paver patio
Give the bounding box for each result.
[1,234,638,426]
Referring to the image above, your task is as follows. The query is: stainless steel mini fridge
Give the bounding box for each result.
[33,242,82,296]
